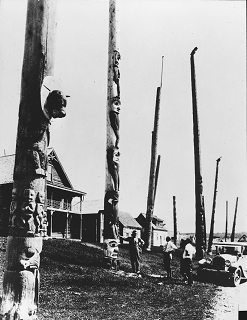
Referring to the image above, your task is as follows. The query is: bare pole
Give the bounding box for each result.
[0,1,67,319]
[154,155,161,203]
[103,0,121,261]
[173,196,177,246]
[190,47,206,258]
[225,200,228,241]
[207,157,221,253]
[145,56,164,250]
[231,197,239,242]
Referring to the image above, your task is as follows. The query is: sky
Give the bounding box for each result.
[0,0,246,234]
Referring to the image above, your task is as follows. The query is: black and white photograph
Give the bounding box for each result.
[0,0,246,319]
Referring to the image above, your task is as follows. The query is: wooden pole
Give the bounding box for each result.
[173,196,177,246]
[207,157,221,253]
[103,0,121,264]
[154,155,161,203]
[225,200,228,241]
[190,47,206,258]
[231,197,238,242]
[145,56,163,250]
[0,1,67,319]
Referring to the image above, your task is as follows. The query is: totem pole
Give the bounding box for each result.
[230,197,238,242]
[207,157,221,253]
[0,1,67,319]
[145,56,164,251]
[190,47,206,258]
[103,0,121,268]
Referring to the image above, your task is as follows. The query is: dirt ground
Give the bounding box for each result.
[206,280,247,320]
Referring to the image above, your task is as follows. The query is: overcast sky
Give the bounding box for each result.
[0,0,246,234]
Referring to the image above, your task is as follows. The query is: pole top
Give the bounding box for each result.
[191,47,198,56]
[160,56,164,87]
[216,157,222,162]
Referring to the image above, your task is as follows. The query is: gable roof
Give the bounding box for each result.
[47,147,73,189]
[0,148,86,196]
[118,211,142,229]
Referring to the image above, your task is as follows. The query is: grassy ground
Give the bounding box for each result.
[0,238,221,320]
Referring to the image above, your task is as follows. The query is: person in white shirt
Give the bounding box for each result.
[163,236,177,278]
[182,238,196,285]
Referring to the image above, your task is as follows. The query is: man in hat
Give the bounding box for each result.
[120,230,144,273]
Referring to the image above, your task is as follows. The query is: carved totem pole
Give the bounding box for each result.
[0,1,67,319]
[190,47,206,258]
[103,0,121,266]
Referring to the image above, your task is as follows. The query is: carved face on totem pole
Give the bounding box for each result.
[44,90,67,119]
[41,76,69,120]
[103,239,119,259]
[113,50,121,67]
[111,97,121,114]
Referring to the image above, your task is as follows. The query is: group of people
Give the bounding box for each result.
[163,236,196,285]
[123,230,196,285]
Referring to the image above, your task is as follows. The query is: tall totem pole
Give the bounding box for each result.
[0,1,67,319]
[103,0,121,264]
[190,47,206,258]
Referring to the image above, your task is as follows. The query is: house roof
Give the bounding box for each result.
[82,199,142,229]
[136,213,168,231]
[0,148,86,196]
[83,199,104,214]
[118,211,142,229]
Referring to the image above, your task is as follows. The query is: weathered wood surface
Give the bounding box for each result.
[104,0,120,242]
[0,1,67,319]
[190,47,206,258]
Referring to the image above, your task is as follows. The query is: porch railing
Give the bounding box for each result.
[46,199,81,213]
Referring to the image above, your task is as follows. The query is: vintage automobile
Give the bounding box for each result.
[197,241,247,286]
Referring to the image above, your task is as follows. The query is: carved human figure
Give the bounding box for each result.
[16,89,67,179]
[42,211,48,237]
[104,190,119,239]
[109,97,121,148]
[107,147,120,191]
[9,188,19,228]
[21,189,36,235]
[112,50,121,98]
[34,191,45,234]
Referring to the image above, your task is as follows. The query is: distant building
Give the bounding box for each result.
[0,148,86,239]
[82,199,142,243]
[136,213,168,247]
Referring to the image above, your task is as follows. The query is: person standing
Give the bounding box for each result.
[120,230,144,273]
[182,238,196,285]
[163,236,177,278]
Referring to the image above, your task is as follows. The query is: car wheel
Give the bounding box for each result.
[231,268,241,287]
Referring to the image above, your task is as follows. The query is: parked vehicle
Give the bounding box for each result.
[197,241,247,286]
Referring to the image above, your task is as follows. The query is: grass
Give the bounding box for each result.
[34,239,220,320]
[0,238,221,319]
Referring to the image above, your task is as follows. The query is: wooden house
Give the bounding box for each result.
[82,199,142,243]
[136,213,168,247]
[0,148,86,239]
